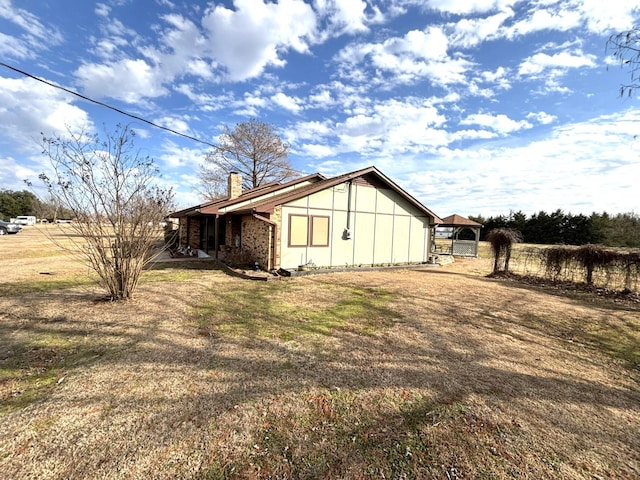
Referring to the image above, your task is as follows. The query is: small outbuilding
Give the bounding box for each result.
[433,214,483,257]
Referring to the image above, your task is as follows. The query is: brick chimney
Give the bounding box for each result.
[228,172,242,199]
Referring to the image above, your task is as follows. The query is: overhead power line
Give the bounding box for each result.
[0,61,220,149]
[1,60,311,177]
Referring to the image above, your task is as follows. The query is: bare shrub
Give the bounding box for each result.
[621,251,640,291]
[574,244,617,285]
[34,124,174,300]
[542,246,573,281]
[486,228,523,274]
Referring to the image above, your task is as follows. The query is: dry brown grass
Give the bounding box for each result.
[0,227,638,479]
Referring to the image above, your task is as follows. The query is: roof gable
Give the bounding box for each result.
[250,166,442,223]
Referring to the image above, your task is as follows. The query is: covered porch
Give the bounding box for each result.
[177,211,278,270]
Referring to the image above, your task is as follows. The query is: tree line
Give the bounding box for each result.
[469,210,640,248]
[0,189,74,221]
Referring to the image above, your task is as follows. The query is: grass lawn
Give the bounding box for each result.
[0,227,638,479]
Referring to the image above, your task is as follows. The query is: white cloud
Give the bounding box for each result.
[0,0,63,58]
[201,0,317,81]
[156,141,208,169]
[526,111,556,125]
[0,31,30,58]
[286,120,333,143]
[271,92,303,113]
[518,51,596,76]
[0,0,60,41]
[448,9,514,48]
[298,143,336,158]
[404,109,640,216]
[460,113,532,134]
[502,0,638,39]
[506,7,582,37]
[424,0,517,15]
[0,155,40,192]
[153,116,193,136]
[577,0,639,33]
[313,0,370,35]
[374,26,449,63]
[299,98,451,157]
[75,59,168,102]
[174,84,233,112]
[479,66,511,90]
[0,75,93,191]
[95,3,110,17]
[336,26,473,87]
[308,89,336,107]
[449,129,497,142]
[152,14,209,73]
[0,76,91,147]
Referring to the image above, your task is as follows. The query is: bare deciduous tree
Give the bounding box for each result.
[197,162,228,200]
[199,119,297,198]
[35,124,174,300]
[607,28,640,97]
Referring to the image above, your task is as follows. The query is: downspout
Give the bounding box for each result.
[343,179,353,239]
[252,212,278,271]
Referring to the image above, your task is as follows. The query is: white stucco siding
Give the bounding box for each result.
[329,209,351,266]
[393,196,418,216]
[354,184,376,212]
[352,212,375,265]
[307,187,335,209]
[409,215,430,263]
[278,182,432,269]
[373,188,395,214]
[391,215,411,263]
[373,214,394,264]
[280,204,333,268]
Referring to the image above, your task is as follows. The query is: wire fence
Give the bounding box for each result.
[506,245,640,292]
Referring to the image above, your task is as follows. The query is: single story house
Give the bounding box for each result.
[171,166,442,271]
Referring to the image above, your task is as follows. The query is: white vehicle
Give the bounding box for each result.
[12,215,36,226]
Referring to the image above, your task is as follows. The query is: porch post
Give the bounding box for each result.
[214,215,219,260]
[204,216,209,253]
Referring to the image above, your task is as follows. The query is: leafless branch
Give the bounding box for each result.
[37,124,175,300]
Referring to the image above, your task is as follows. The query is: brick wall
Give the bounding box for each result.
[179,217,200,249]
[242,215,272,269]
[228,173,242,199]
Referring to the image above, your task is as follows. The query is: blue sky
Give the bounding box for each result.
[1,0,639,217]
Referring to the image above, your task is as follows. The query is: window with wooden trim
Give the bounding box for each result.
[288,214,330,247]
[289,215,309,247]
[310,215,329,246]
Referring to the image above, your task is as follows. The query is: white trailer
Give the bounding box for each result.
[13,215,37,226]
